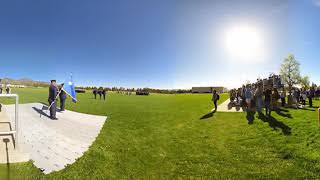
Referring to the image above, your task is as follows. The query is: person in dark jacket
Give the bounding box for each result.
[59,84,67,111]
[93,88,97,99]
[264,88,272,116]
[5,85,10,94]
[280,89,286,107]
[48,80,58,120]
[102,89,107,100]
[98,89,102,100]
[308,89,313,107]
[212,90,219,112]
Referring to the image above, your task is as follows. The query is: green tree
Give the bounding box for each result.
[280,54,301,104]
[300,75,310,89]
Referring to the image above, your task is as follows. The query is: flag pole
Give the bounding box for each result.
[47,90,61,110]
[47,84,64,110]
[61,88,78,102]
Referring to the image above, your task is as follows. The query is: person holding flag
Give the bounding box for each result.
[61,77,77,103]
[59,83,67,111]
[47,75,77,119]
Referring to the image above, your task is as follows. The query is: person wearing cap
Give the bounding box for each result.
[59,83,67,111]
[48,80,58,120]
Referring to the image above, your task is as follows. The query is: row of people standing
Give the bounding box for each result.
[241,84,281,116]
[0,85,11,94]
[293,88,314,108]
[233,85,316,114]
[117,91,133,95]
[93,89,107,100]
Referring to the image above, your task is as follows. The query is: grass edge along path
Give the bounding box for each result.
[0,88,320,178]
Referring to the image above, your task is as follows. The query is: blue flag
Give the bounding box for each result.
[62,79,77,103]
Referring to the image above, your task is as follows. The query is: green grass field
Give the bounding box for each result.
[1,88,320,179]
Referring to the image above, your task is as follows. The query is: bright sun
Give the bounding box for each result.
[224,25,263,61]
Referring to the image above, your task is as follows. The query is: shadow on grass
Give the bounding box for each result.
[258,113,291,135]
[286,106,316,112]
[298,108,316,112]
[275,108,292,118]
[307,106,319,109]
[246,110,256,124]
[200,110,216,120]
[278,108,289,112]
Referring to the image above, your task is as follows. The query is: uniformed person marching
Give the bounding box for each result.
[48,80,58,120]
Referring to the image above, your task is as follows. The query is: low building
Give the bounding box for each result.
[192,87,227,93]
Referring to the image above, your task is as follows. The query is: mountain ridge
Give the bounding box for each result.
[0,78,48,87]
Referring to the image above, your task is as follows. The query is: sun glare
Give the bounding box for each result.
[224,25,263,61]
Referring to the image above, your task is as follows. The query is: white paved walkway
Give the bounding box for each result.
[216,99,244,112]
[0,108,29,163]
[2,103,107,174]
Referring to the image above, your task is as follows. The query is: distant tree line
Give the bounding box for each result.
[76,86,192,94]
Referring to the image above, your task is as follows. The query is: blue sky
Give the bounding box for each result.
[0,0,319,89]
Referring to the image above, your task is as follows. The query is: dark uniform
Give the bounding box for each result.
[48,83,58,119]
[264,89,272,116]
[212,90,219,112]
[6,86,10,94]
[308,90,313,107]
[59,88,67,111]
[98,90,102,100]
[93,89,97,99]
[102,89,106,100]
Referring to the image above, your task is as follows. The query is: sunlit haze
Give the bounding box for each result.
[0,0,319,89]
[224,25,263,61]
